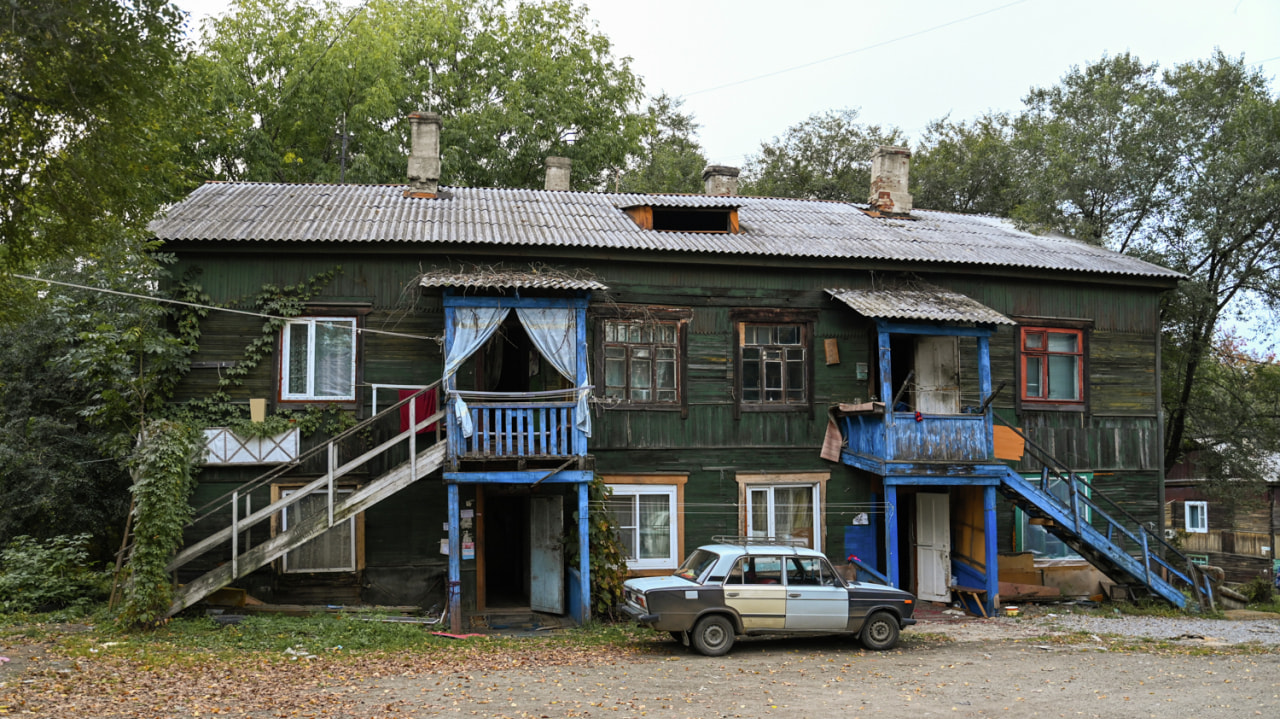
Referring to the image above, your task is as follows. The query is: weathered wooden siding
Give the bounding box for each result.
[170,249,1171,601]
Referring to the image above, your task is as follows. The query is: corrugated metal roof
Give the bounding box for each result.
[827,286,1015,326]
[612,194,742,209]
[150,182,1183,280]
[419,269,607,291]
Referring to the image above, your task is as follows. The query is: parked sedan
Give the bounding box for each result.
[621,541,916,656]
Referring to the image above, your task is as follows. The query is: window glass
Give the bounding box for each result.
[746,484,818,548]
[602,319,680,404]
[1020,327,1083,404]
[607,483,679,569]
[734,556,782,584]
[1185,501,1208,533]
[740,323,806,405]
[1016,474,1090,560]
[281,488,355,572]
[282,317,356,401]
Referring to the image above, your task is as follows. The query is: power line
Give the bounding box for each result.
[13,273,441,343]
[681,0,1036,98]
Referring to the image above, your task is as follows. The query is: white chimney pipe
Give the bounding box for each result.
[407,111,442,195]
[702,165,740,196]
[868,146,912,214]
[545,156,571,191]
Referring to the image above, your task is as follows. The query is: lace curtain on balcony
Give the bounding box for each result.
[515,307,591,438]
[444,307,510,437]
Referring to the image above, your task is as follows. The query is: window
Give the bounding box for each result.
[740,323,806,404]
[604,475,686,572]
[1015,473,1091,560]
[279,488,357,573]
[281,317,357,401]
[1185,501,1208,533]
[1019,327,1084,405]
[736,472,828,550]
[603,320,679,403]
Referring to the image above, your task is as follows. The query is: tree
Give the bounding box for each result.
[616,93,708,194]
[0,237,200,559]
[1011,53,1182,249]
[740,108,903,201]
[912,112,1021,215]
[184,0,647,190]
[0,0,187,278]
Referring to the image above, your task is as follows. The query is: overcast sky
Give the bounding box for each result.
[174,0,1278,168]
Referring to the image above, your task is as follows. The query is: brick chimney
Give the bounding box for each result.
[544,156,572,191]
[868,146,912,214]
[407,111,442,195]
[702,165,739,196]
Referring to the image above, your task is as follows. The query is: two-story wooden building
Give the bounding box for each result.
[152,112,1208,629]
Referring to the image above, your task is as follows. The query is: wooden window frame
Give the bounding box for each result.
[603,474,688,576]
[270,483,366,574]
[1015,320,1089,412]
[731,309,815,414]
[592,307,691,417]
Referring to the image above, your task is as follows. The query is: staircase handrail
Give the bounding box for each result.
[188,383,441,526]
[991,409,1211,602]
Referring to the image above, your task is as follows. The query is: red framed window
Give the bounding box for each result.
[1020,327,1083,403]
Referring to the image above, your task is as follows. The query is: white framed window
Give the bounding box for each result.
[1016,473,1091,560]
[603,475,686,572]
[280,488,356,573]
[1185,501,1208,534]
[281,317,357,401]
[737,472,828,550]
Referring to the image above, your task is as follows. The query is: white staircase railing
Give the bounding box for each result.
[163,385,445,617]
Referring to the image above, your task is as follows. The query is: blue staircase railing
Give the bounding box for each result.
[992,412,1215,610]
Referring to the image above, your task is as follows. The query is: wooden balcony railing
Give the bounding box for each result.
[447,394,586,461]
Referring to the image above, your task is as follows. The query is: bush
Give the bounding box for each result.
[1240,573,1276,604]
[0,534,110,612]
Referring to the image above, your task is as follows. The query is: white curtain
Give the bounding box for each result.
[515,307,591,438]
[444,306,510,437]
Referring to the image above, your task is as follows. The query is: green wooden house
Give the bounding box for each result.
[151,112,1209,630]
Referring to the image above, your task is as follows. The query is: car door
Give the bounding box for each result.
[723,555,786,630]
[783,556,850,631]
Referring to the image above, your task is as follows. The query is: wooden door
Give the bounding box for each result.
[915,336,960,414]
[915,492,952,602]
[529,496,564,614]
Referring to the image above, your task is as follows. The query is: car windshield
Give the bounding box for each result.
[674,549,719,582]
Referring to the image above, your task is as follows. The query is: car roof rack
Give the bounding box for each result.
[711,535,809,548]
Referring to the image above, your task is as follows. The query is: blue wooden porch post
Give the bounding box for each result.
[574,303,589,456]
[978,335,993,453]
[885,484,900,588]
[878,328,894,461]
[578,481,590,624]
[984,485,998,616]
[447,482,462,633]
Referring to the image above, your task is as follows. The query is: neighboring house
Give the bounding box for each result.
[151,111,1203,629]
[1166,452,1280,584]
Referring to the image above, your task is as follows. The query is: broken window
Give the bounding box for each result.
[279,487,358,573]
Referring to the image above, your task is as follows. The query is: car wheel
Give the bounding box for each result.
[691,615,735,656]
[860,610,900,650]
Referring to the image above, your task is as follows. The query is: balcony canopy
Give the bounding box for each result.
[827,285,1013,326]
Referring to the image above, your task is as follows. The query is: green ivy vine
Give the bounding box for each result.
[174,266,355,438]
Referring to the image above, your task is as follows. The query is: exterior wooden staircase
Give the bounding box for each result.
[164,387,445,618]
[993,417,1216,610]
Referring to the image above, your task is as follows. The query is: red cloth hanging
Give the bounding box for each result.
[399,388,438,433]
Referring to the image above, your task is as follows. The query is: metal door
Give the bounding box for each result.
[723,555,786,629]
[783,557,849,630]
[530,495,564,614]
[915,492,952,602]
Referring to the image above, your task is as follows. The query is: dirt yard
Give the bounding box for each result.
[3,610,1278,718]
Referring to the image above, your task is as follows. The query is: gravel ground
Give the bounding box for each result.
[1037,609,1280,645]
[920,605,1280,645]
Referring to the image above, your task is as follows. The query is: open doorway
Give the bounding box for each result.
[481,489,530,608]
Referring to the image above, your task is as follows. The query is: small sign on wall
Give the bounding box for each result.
[824,338,840,365]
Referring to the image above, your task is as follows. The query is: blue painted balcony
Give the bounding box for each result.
[446,398,586,462]
[836,403,1000,479]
